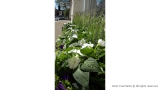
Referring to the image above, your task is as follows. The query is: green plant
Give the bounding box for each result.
[73,10,105,45]
[55,22,105,90]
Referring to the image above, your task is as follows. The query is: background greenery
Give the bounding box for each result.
[73,9,105,45]
[55,7,105,90]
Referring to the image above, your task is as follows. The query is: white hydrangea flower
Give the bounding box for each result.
[63,23,66,25]
[68,54,81,69]
[98,39,105,47]
[82,43,94,49]
[72,34,77,38]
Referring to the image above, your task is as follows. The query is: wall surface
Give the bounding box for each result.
[70,0,97,22]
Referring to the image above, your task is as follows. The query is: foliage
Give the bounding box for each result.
[64,9,70,17]
[55,0,71,10]
[72,10,105,45]
[55,10,105,90]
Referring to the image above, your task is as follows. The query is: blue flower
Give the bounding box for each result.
[59,45,64,49]
[62,74,69,81]
[56,82,66,90]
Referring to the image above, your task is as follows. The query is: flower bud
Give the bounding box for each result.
[98,39,105,47]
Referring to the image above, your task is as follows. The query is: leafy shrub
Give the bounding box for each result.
[55,10,105,90]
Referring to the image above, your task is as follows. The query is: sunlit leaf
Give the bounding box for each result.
[80,47,93,56]
[73,67,89,87]
[80,57,101,72]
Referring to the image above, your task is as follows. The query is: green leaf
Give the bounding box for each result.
[80,57,101,72]
[99,62,105,68]
[80,47,93,56]
[98,52,105,59]
[58,52,68,61]
[98,67,105,75]
[55,62,61,73]
[65,47,74,52]
[70,38,78,43]
[61,60,68,68]
[78,33,85,40]
[93,48,105,59]
[73,67,89,87]
[67,38,78,47]
[64,80,70,85]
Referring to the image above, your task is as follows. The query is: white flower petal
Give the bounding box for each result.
[68,49,84,56]
[68,55,81,69]
[72,34,77,38]
[98,39,105,47]
[77,50,84,56]
[79,38,86,46]
[81,43,94,49]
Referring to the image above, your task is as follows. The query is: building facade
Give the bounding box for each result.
[70,0,105,22]
[70,0,97,22]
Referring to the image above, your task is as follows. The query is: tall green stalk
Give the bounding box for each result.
[73,9,105,44]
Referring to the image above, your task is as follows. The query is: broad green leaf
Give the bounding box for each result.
[80,47,93,56]
[73,67,89,87]
[80,57,101,72]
